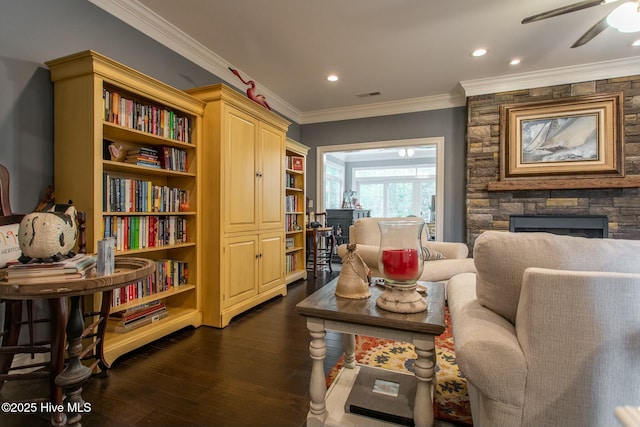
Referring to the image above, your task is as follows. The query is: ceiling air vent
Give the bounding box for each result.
[356,91,381,98]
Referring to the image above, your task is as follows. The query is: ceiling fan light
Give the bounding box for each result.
[607,2,640,33]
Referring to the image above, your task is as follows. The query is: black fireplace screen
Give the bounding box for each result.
[509,215,608,238]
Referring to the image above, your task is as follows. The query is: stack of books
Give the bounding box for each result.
[125,146,161,168]
[1,254,97,283]
[107,301,167,333]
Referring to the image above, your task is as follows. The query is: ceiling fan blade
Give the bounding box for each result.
[571,16,609,47]
[522,0,606,24]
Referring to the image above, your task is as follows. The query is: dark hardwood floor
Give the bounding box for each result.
[0,267,343,427]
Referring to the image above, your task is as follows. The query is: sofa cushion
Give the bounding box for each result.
[474,230,640,324]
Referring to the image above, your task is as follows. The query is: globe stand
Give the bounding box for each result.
[376,281,427,314]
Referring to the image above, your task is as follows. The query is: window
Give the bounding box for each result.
[354,166,436,221]
[324,160,344,209]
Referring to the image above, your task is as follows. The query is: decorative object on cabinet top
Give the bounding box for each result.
[229,67,271,110]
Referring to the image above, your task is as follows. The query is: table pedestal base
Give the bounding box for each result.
[54,296,92,427]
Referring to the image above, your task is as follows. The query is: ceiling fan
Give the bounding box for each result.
[522,0,640,48]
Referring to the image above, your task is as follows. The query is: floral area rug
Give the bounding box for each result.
[326,307,473,426]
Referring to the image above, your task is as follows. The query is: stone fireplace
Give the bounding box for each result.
[509,215,608,238]
[465,75,640,248]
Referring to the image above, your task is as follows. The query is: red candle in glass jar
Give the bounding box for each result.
[381,248,420,281]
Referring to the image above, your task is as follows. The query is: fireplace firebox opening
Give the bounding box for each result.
[509,215,608,238]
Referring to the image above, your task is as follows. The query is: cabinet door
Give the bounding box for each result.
[224,105,258,233]
[259,231,284,293]
[258,122,284,230]
[223,234,258,308]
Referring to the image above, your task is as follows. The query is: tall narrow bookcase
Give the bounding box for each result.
[46,51,204,365]
[284,139,309,284]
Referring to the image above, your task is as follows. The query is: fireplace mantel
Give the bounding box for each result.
[487,176,640,191]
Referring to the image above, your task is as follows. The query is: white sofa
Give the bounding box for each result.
[448,231,640,427]
[336,216,475,283]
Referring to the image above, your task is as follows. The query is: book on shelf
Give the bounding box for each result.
[124,146,162,168]
[107,306,168,334]
[291,156,304,171]
[286,155,304,171]
[102,88,192,143]
[0,269,94,284]
[4,254,97,279]
[103,174,190,213]
[103,216,188,251]
[109,301,166,322]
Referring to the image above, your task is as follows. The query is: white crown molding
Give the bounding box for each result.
[88,1,640,125]
[87,0,467,125]
[299,93,467,124]
[461,56,640,97]
[87,0,301,122]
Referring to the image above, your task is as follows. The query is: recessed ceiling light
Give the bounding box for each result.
[327,75,339,82]
[633,39,640,47]
[510,58,521,65]
[471,48,488,57]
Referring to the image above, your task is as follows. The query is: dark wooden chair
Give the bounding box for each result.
[0,164,66,424]
[306,212,335,277]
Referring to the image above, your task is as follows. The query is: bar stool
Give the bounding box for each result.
[306,213,335,278]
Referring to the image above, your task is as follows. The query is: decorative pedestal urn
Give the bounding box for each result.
[376,220,427,313]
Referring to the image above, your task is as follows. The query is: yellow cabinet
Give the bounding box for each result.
[223,234,259,308]
[222,231,284,310]
[223,105,284,233]
[186,84,289,328]
[259,231,285,293]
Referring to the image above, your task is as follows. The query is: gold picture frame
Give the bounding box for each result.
[499,93,623,180]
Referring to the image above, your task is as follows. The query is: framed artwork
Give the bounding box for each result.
[499,93,624,180]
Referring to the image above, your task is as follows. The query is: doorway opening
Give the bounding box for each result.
[317,137,444,241]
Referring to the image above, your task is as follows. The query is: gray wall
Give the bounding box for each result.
[0,0,299,213]
[301,108,468,242]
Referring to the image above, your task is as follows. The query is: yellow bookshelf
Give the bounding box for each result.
[46,51,204,365]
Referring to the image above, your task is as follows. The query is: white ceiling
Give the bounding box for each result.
[92,0,640,124]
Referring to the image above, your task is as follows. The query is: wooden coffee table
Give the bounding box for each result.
[296,278,446,427]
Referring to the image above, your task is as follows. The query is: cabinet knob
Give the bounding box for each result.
[256,172,263,177]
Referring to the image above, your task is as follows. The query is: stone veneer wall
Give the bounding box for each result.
[466,75,640,249]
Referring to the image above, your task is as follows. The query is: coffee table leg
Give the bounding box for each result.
[413,336,436,427]
[306,318,327,426]
[342,334,356,369]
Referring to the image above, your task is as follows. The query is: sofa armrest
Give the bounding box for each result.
[447,273,526,408]
[425,241,468,259]
[515,267,640,427]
